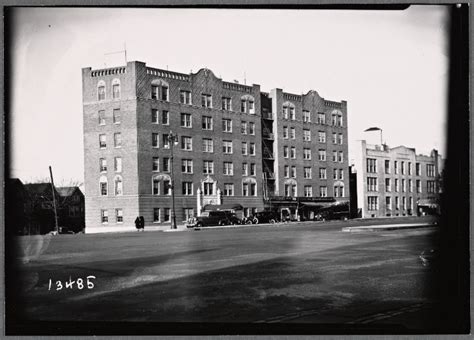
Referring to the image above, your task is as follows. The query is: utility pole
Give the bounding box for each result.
[49,166,59,233]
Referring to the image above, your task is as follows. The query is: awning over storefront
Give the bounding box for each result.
[203,203,243,211]
[417,199,439,208]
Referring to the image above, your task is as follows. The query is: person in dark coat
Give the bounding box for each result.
[135,216,141,231]
[139,216,145,231]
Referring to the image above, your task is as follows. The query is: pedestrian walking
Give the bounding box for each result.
[135,216,141,231]
[139,216,145,232]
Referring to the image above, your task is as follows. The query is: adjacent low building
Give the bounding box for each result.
[353,140,443,218]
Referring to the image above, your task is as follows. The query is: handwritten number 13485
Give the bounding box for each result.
[48,276,96,291]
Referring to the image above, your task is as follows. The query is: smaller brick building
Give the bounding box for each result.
[353,140,443,218]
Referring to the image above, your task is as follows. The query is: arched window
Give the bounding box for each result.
[334,181,345,198]
[331,109,343,127]
[114,175,123,196]
[240,95,255,114]
[242,177,257,196]
[99,175,108,196]
[152,174,171,195]
[97,80,106,101]
[151,79,169,101]
[112,78,121,99]
[202,176,217,196]
[283,178,297,197]
[282,101,295,120]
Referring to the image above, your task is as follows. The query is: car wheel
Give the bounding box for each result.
[245,219,252,225]
[269,219,276,224]
[196,222,203,228]
[253,218,259,224]
[219,220,225,226]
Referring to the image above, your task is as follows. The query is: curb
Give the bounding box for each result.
[341,222,437,232]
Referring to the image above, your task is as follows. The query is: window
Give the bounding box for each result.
[318,131,326,143]
[114,176,123,195]
[332,113,337,126]
[304,167,312,179]
[152,133,159,148]
[180,90,192,105]
[115,208,123,223]
[283,126,288,139]
[401,161,405,175]
[164,208,171,222]
[427,180,436,193]
[162,110,169,125]
[98,84,106,101]
[290,127,296,139]
[222,97,232,111]
[402,197,406,210]
[241,142,248,155]
[284,165,290,178]
[408,162,412,175]
[333,169,338,180]
[304,186,313,197]
[368,196,378,211]
[249,143,256,156]
[367,158,377,173]
[181,136,192,151]
[426,164,435,177]
[222,119,232,133]
[289,107,295,120]
[100,176,108,196]
[402,179,406,192]
[318,149,326,161]
[290,147,296,159]
[332,133,337,144]
[184,208,194,222]
[114,133,122,148]
[386,197,392,211]
[151,109,159,123]
[367,177,377,192]
[319,168,326,179]
[338,152,344,163]
[283,106,289,119]
[181,113,192,128]
[201,94,212,108]
[162,134,170,149]
[223,162,234,175]
[100,158,107,172]
[395,179,399,192]
[250,163,256,176]
[99,110,105,125]
[394,161,398,174]
[395,196,400,210]
[203,161,214,174]
[204,182,214,195]
[224,183,234,196]
[250,183,257,196]
[291,166,296,178]
[317,112,326,124]
[291,184,297,197]
[241,96,255,114]
[151,82,168,101]
[335,184,344,197]
[332,111,343,127]
[249,122,255,135]
[101,209,108,223]
[242,163,248,176]
[385,178,391,192]
[409,197,414,210]
[223,141,233,154]
[153,157,159,172]
[241,121,248,134]
[181,159,193,173]
[202,116,213,130]
[385,160,390,174]
[243,183,249,196]
[303,148,311,160]
[152,177,160,195]
[113,109,121,124]
[339,169,344,180]
[99,134,106,148]
[320,186,328,197]
[416,163,421,176]
[163,158,170,172]
[163,180,171,195]
[182,182,193,195]
[303,129,311,142]
[303,110,310,122]
[409,179,413,193]
[114,157,122,172]
[202,138,214,153]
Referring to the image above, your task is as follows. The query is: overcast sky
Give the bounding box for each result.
[9,6,449,185]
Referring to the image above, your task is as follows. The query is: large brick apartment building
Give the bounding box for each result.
[82,61,349,233]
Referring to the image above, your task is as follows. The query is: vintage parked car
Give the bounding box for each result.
[186,210,238,228]
[245,211,280,224]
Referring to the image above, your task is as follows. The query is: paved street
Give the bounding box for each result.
[10,217,441,334]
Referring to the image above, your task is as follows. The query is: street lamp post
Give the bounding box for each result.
[168,131,179,229]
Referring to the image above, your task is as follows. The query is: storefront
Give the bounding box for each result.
[266,196,338,221]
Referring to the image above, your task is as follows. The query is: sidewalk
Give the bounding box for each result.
[341,222,437,232]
